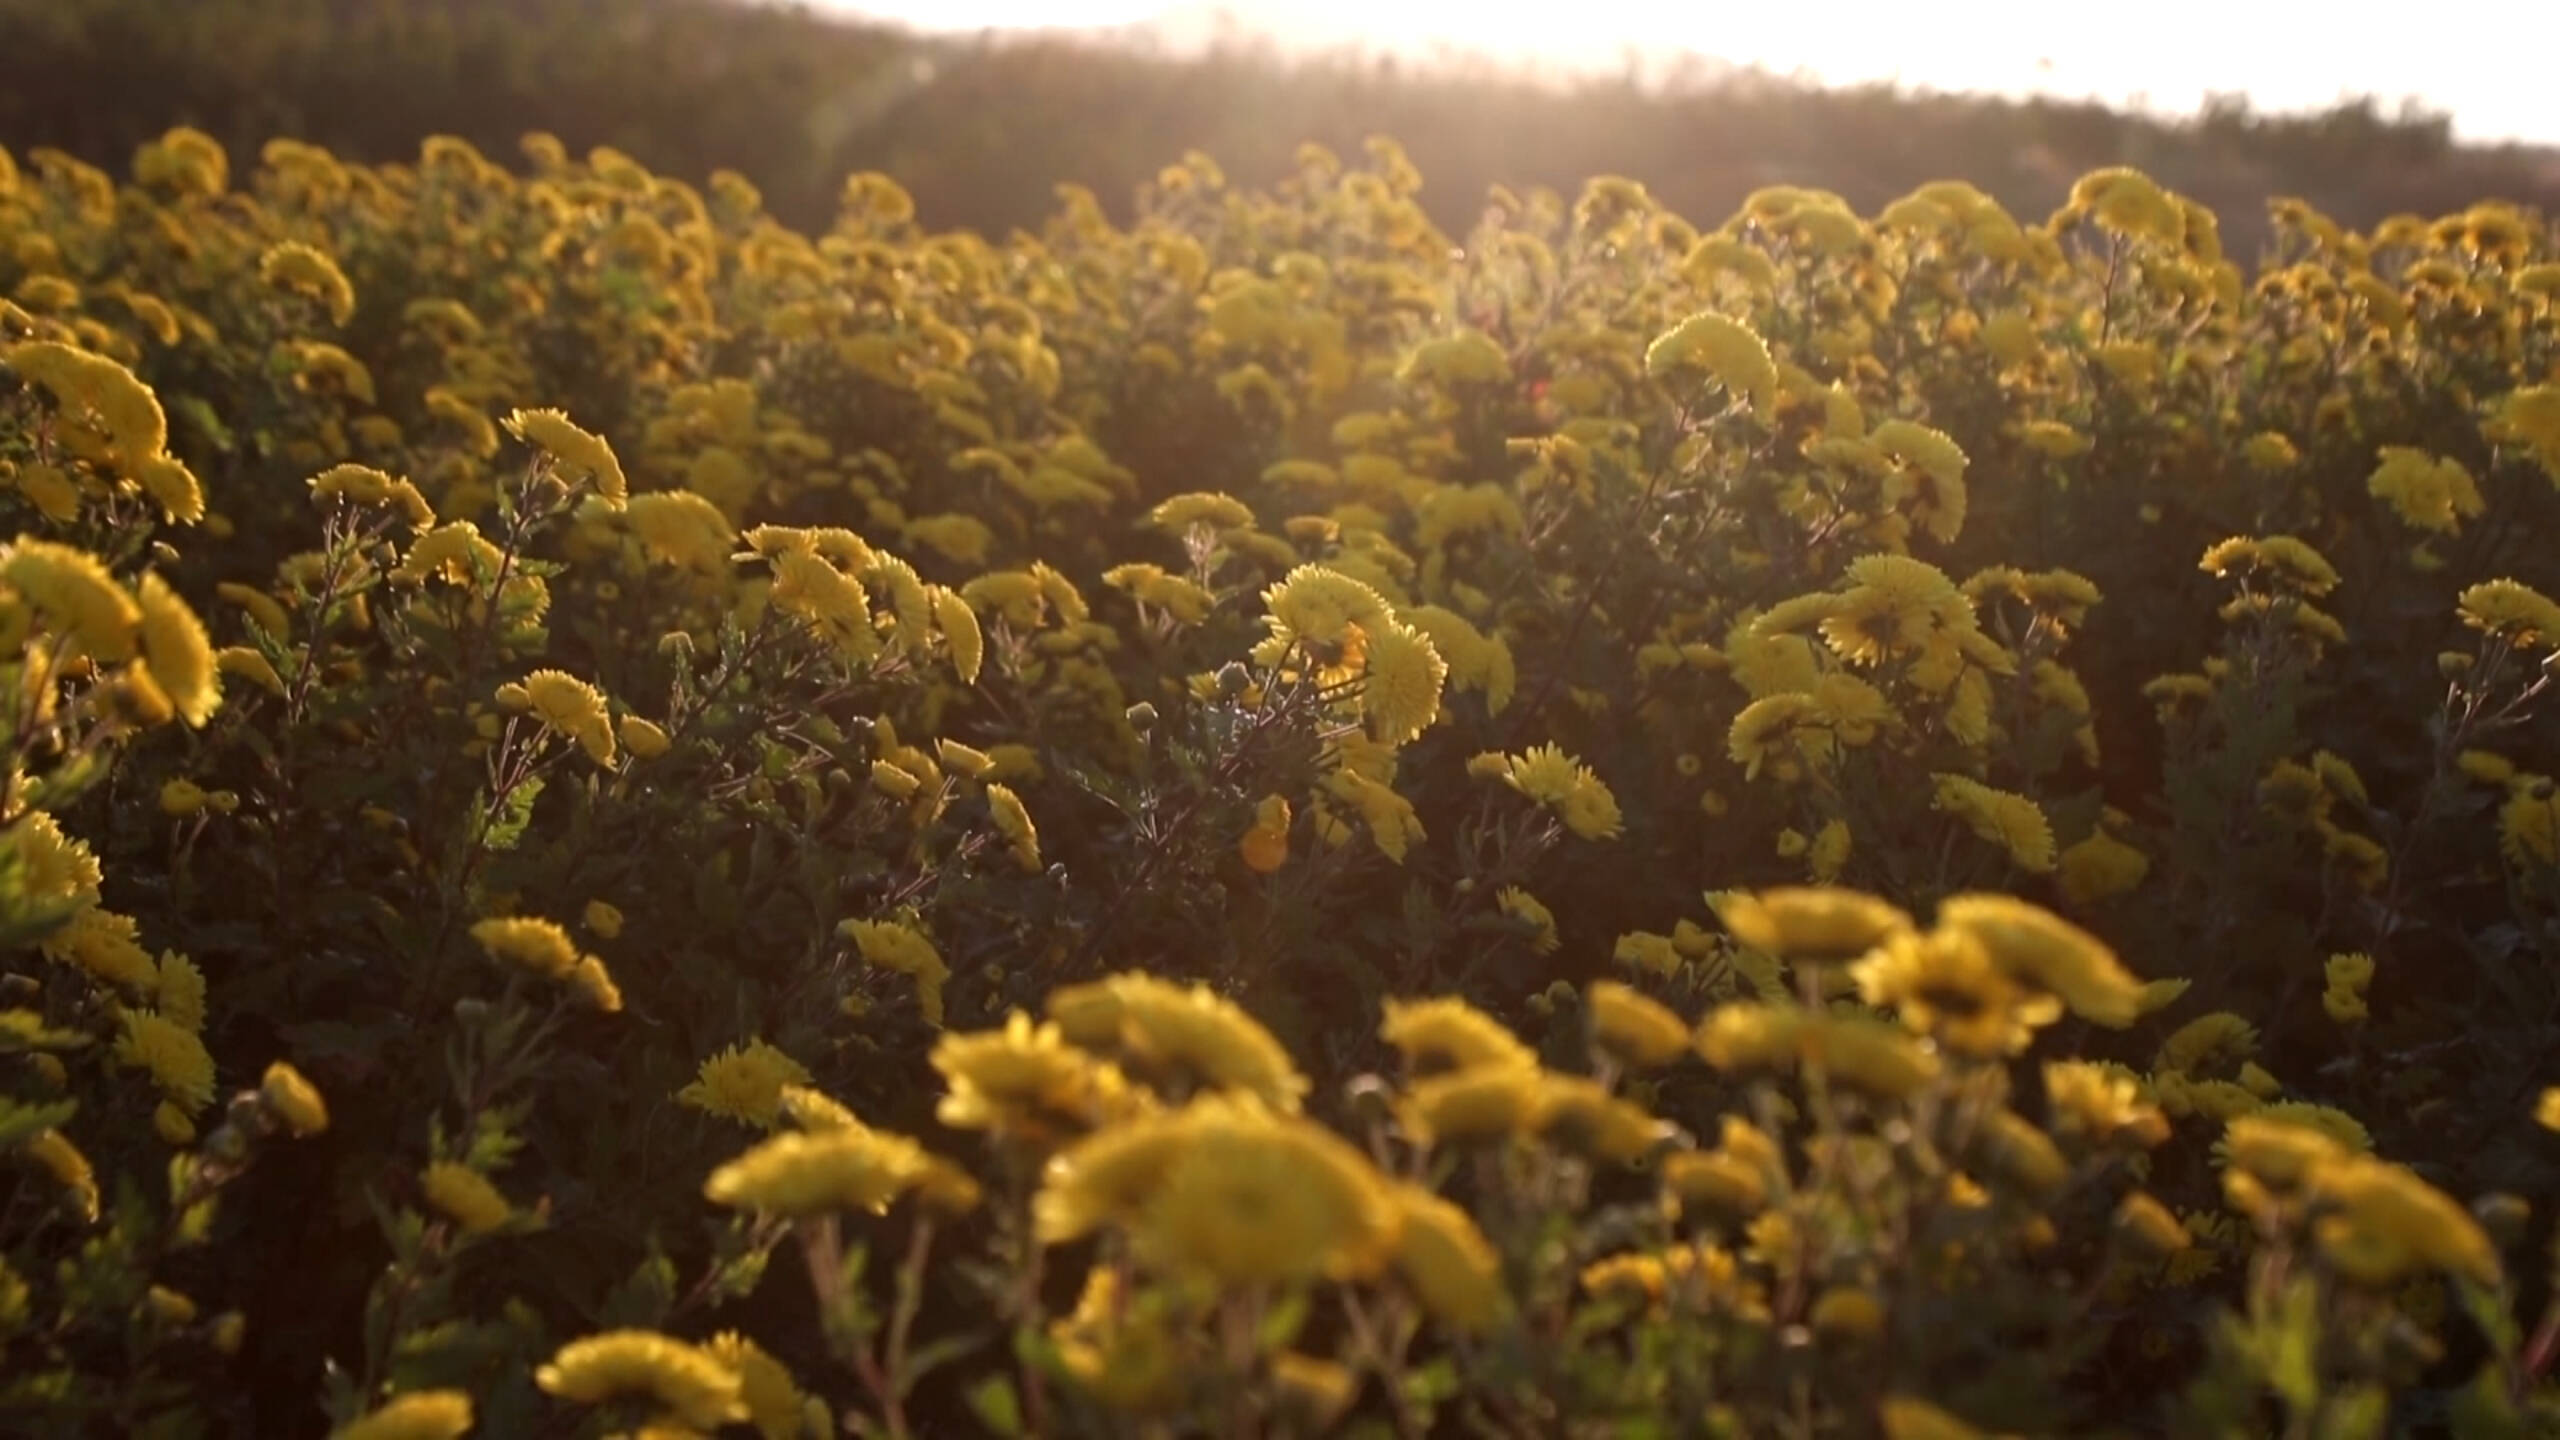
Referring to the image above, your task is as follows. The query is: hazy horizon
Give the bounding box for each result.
[815,0,2560,147]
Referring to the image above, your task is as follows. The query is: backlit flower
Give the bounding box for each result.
[420,1161,512,1234]
[535,1330,744,1432]
[679,1040,814,1129]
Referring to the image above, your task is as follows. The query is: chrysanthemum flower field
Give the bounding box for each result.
[3,129,2559,1437]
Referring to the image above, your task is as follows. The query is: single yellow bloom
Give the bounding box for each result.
[420,1161,512,1235]
[332,1390,474,1440]
[260,1061,330,1136]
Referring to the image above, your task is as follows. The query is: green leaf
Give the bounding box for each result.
[482,776,545,853]
[2447,1361,2525,1440]
[597,1249,679,1330]
[2322,1385,2389,1440]
[964,1375,1023,1436]
[0,1097,78,1150]
[2266,1275,2322,1416]
[1256,1288,1311,1353]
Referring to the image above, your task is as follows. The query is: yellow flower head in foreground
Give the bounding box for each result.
[3,539,141,662]
[1477,744,1622,839]
[932,585,984,683]
[136,572,220,727]
[2059,829,2150,905]
[1531,1074,1673,1162]
[1149,490,1254,532]
[133,452,207,525]
[1644,311,1777,412]
[1696,1004,1942,1099]
[623,489,738,574]
[391,521,504,587]
[1935,894,2143,1028]
[1359,619,1447,744]
[504,407,628,507]
[2367,446,2485,535]
[1931,774,2057,873]
[1586,981,1692,1068]
[24,1128,100,1222]
[703,1124,933,1216]
[420,1161,512,1234]
[1323,768,1427,862]
[706,1332,806,1440]
[535,1330,745,1433]
[678,1040,814,1128]
[257,241,356,325]
[515,668,616,764]
[933,1010,1143,1141]
[1133,1095,1400,1287]
[2457,579,2560,650]
[1717,887,1914,962]
[2222,1117,2497,1287]
[332,1390,474,1440]
[1388,1184,1508,1332]
[1262,563,1392,652]
[117,1009,215,1113]
[2042,1060,2170,1148]
[260,1061,331,1136]
[1855,927,2063,1058]
[986,782,1041,872]
[1048,971,1307,1111]
[841,918,950,1027]
[5,340,170,459]
[469,915,582,979]
[1496,886,1559,955]
[1379,996,1536,1076]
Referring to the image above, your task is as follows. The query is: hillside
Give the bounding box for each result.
[2,0,2555,252]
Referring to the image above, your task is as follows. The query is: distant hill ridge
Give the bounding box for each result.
[2,0,2553,253]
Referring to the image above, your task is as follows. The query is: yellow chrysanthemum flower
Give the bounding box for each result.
[2457,579,2560,649]
[503,407,628,507]
[116,1009,215,1113]
[1379,996,1536,1076]
[841,918,950,1027]
[134,572,220,727]
[678,1040,815,1129]
[535,1330,745,1432]
[1643,311,1777,412]
[1718,887,1914,962]
[516,668,616,764]
[1358,619,1447,744]
[1387,1184,1507,1332]
[1586,982,1691,1068]
[257,241,356,325]
[1935,893,2143,1028]
[1496,886,1559,955]
[703,1124,934,1216]
[22,1128,100,1222]
[260,1061,330,1136]
[986,782,1041,872]
[420,1161,512,1235]
[1930,774,2057,873]
[3,539,140,661]
[331,1390,474,1440]
[1050,971,1308,1111]
[469,915,581,980]
[623,489,737,574]
[705,1332,804,1440]
[154,950,206,1033]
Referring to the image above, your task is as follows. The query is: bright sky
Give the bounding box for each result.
[821,0,2560,145]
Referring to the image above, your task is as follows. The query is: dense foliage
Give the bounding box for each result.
[2,124,2559,1437]
[6,0,2560,256]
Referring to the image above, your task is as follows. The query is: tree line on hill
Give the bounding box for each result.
[3,0,2555,259]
